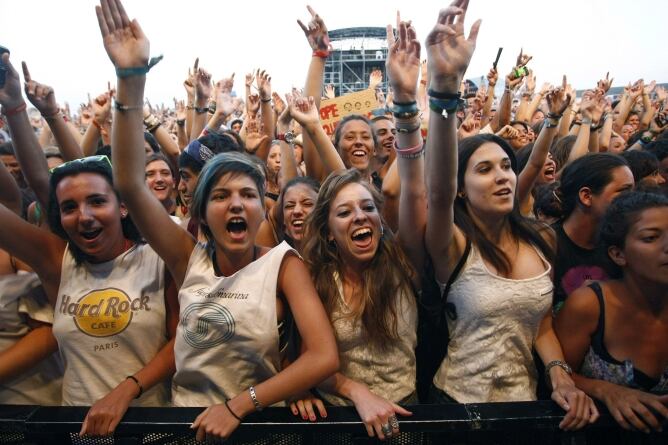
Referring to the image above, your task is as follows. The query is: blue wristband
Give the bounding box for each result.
[115,55,164,78]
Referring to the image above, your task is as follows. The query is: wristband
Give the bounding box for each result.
[126,375,143,399]
[544,117,559,128]
[397,148,425,159]
[546,112,563,119]
[1,102,27,116]
[395,120,422,134]
[582,117,592,125]
[429,97,464,118]
[260,97,272,103]
[115,55,164,78]
[427,89,460,100]
[42,110,62,121]
[114,100,143,112]
[391,101,419,119]
[225,399,243,422]
[176,119,186,127]
[194,106,208,114]
[208,100,217,114]
[395,141,424,155]
[312,49,330,59]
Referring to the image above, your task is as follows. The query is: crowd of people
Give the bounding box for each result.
[0,0,666,442]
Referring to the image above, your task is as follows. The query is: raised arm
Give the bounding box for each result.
[190,66,212,139]
[386,16,427,278]
[22,63,84,161]
[95,0,194,286]
[639,81,656,131]
[289,93,345,173]
[298,6,330,183]
[255,69,275,161]
[425,0,480,284]
[516,87,568,208]
[0,159,22,216]
[0,54,50,207]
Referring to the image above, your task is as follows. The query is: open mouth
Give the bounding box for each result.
[226,217,247,235]
[290,219,304,230]
[352,149,367,158]
[351,227,373,247]
[80,228,102,241]
[543,166,556,179]
[153,184,166,191]
[493,188,512,196]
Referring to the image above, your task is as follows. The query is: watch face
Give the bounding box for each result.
[284,132,295,144]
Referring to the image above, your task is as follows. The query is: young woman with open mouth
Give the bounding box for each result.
[0,50,178,437]
[95,0,339,441]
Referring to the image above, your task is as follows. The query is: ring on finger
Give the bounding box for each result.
[389,415,399,429]
[381,423,393,436]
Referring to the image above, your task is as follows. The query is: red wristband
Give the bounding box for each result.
[2,103,27,117]
[394,141,424,155]
[312,49,330,59]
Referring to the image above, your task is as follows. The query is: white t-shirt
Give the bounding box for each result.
[52,243,169,406]
[172,241,295,407]
[0,271,62,405]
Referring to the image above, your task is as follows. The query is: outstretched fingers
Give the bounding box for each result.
[95,6,110,37]
[21,62,32,83]
[467,18,482,43]
[100,0,116,34]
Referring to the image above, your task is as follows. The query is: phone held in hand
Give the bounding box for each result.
[0,45,9,89]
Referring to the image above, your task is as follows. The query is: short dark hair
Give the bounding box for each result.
[144,132,160,153]
[556,153,629,219]
[0,141,15,156]
[620,150,659,183]
[146,152,176,179]
[599,190,668,250]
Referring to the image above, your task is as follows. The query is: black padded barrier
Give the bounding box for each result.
[0,401,666,444]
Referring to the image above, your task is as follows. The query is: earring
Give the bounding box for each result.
[380,226,385,238]
[120,210,128,218]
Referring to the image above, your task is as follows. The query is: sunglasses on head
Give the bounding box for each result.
[50,155,112,174]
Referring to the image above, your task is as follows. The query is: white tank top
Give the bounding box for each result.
[433,245,553,402]
[319,273,417,405]
[52,244,169,406]
[0,272,63,405]
[172,241,295,407]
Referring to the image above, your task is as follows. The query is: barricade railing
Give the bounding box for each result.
[0,401,665,444]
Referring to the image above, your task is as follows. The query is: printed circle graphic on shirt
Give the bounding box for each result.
[69,288,133,337]
[181,302,235,349]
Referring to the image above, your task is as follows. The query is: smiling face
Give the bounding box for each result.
[327,182,382,268]
[372,119,396,164]
[145,159,175,203]
[613,206,668,286]
[337,119,374,172]
[282,183,317,242]
[509,123,529,150]
[56,172,126,262]
[462,142,517,218]
[204,172,264,255]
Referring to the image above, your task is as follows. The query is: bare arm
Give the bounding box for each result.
[298,6,330,183]
[22,63,84,160]
[385,19,427,279]
[0,161,22,215]
[425,4,480,283]
[0,324,59,383]
[256,70,275,161]
[193,254,339,441]
[190,67,212,140]
[96,0,194,287]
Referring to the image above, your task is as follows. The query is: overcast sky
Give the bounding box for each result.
[1,0,666,108]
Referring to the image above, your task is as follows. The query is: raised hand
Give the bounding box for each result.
[496,124,520,140]
[195,67,212,101]
[95,0,149,69]
[276,93,293,132]
[273,91,287,115]
[386,14,421,103]
[297,6,331,52]
[425,0,481,93]
[245,71,255,89]
[216,73,235,95]
[458,111,481,139]
[215,90,235,118]
[628,80,643,99]
[486,67,498,87]
[22,62,59,117]
[246,94,260,116]
[596,72,613,95]
[244,118,269,151]
[0,53,24,110]
[369,69,383,90]
[183,60,197,97]
[525,70,536,94]
[515,48,532,68]
[92,91,113,125]
[655,85,667,103]
[287,93,320,127]
[644,80,656,96]
[256,69,272,101]
[324,84,336,100]
[545,86,571,117]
